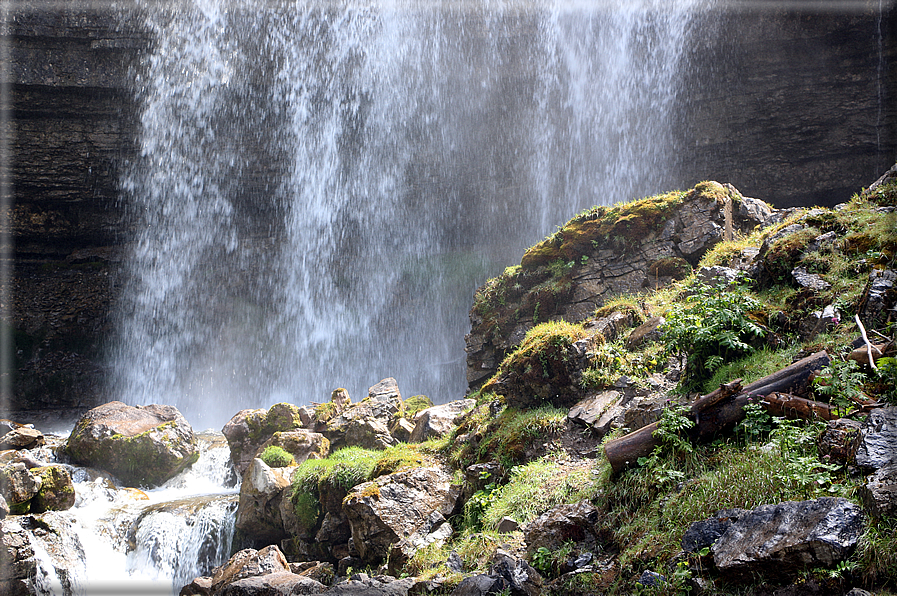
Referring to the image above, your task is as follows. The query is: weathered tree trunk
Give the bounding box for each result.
[604,351,831,474]
[763,392,839,421]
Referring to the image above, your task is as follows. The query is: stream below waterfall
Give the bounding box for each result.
[16,429,239,596]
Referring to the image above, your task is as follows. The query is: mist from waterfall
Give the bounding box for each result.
[113,0,707,429]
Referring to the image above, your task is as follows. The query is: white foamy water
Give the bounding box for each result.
[23,436,238,596]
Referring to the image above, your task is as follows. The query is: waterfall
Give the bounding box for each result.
[114,0,706,429]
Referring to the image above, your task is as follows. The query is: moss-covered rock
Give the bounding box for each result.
[466,182,768,391]
[29,465,75,513]
[65,401,197,488]
[222,402,308,476]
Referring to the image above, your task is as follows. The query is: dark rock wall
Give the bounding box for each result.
[679,5,897,207]
[2,5,148,413]
[1,2,895,413]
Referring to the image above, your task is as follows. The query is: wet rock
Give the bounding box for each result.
[855,407,897,471]
[320,576,415,595]
[682,508,747,553]
[388,510,454,576]
[0,513,86,596]
[567,390,623,438]
[859,269,896,328]
[711,498,864,581]
[65,401,198,487]
[30,466,75,513]
[817,418,862,465]
[625,316,665,350]
[0,463,42,510]
[587,311,634,345]
[218,571,326,595]
[235,459,296,544]
[223,403,307,477]
[343,465,460,566]
[791,266,832,292]
[524,500,600,555]
[0,495,8,519]
[389,418,415,443]
[858,463,897,522]
[0,428,44,451]
[409,399,476,443]
[179,576,212,595]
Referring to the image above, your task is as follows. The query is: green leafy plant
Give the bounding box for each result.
[637,404,695,486]
[812,358,868,415]
[661,278,766,392]
[735,398,773,445]
[259,445,296,468]
[875,356,897,405]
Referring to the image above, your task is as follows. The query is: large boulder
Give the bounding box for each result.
[0,427,44,451]
[0,464,41,512]
[711,498,864,581]
[343,465,460,566]
[223,403,307,476]
[257,430,329,467]
[234,459,297,544]
[324,379,403,450]
[65,401,198,487]
[218,571,326,595]
[409,399,476,443]
[859,463,897,522]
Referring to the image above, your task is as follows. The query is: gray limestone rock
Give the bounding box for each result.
[859,463,897,521]
[711,498,864,581]
[410,399,476,443]
[855,407,897,470]
[524,500,600,555]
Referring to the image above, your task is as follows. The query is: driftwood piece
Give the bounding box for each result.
[604,351,831,474]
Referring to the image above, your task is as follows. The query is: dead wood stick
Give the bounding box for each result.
[856,314,878,372]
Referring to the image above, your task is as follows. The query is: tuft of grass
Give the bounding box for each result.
[259,445,296,468]
[457,405,567,470]
[480,458,601,530]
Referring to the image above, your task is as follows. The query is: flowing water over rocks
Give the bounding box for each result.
[1,431,238,595]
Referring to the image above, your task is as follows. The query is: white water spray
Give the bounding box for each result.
[114,0,707,428]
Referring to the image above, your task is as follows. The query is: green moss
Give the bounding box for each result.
[402,395,434,419]
[453,405,566,469]
[482,321,588,408]
[371,443,432,478]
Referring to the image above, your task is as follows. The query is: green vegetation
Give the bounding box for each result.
[259,445,296,468]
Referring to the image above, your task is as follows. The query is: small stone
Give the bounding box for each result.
[496,517,519,534]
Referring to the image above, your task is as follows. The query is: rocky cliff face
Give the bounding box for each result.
[2,5,149,413]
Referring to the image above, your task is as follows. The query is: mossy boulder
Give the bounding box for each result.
[30,465,75,513]
[65,401,198,488]
[483,321,590,410]
[222,402,308,476]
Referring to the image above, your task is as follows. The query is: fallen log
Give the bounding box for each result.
[763,392,838,421]
[604,350,830,474]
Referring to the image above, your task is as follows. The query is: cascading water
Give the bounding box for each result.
[114,0,707,429]
[16,434,239,596]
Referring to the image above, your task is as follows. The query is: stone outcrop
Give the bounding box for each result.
[343,465,460,567]
[409,399,476,443]
[28,466,75,514]
[466,182,772,390]
[711,498,864,581]
[0,513,86,596]
[855,407,897,471]
[324,379,403,450]
[450,550,542,596]
[0,464,42,513]
[222,403,309,476]
[235,458,297,544]
[65,401,198,487]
